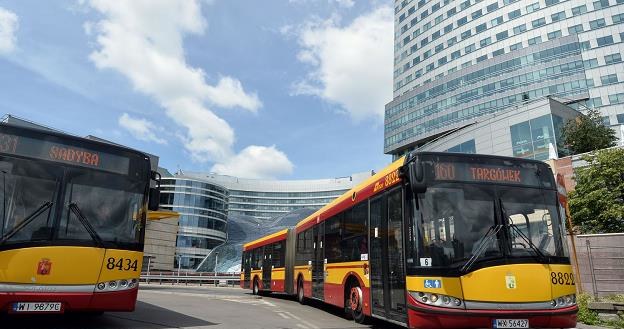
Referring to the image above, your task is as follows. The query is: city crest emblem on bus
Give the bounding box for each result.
[505,274,516,289]
[37,258,52,275]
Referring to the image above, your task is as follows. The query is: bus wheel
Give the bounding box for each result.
[348,284,367,324]
[297,278,306,305]
[252,279,259,295]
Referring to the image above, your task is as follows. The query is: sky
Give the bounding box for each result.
[0,0,394,180]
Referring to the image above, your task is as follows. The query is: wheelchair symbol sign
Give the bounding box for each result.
[424,279,442,289]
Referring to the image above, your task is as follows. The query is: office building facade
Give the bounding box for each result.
[158,175,229,270]
[386,0,624,158]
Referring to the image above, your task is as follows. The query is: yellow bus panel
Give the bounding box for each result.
[406,276,463,299]
[461,264,552,302]
[0,247,105,285]
[325,261,370,288]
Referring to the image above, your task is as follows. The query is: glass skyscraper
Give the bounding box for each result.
[386,0,624,158]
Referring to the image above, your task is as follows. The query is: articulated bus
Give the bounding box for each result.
[0,123,160,314]
[242,152,577,329]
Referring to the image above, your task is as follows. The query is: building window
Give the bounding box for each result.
[444,24,453,33]
[605,53,622,64]
[496,30,509,41]
[480,37,492,47]
[551,11,566,22]
[588,97,603,108]
[590,18,606,30]
[532,18,546,28]
[486,2,499,12]
[451,50,461,59]
[461,30,472,39]
[509,42,523,51]
[580,41,591,50]
[597,36,614,46]
[448,36,457,46]
[465,43,476,53]
[526,2,540,13]
[571,5,587,16]
[477,55,488,62]
[457,16,468,26]
[545,0,560,6]
[508,9,521,20]
[568,24,584,34]
[528,36,542,45]
[601,74,619,85]
[617,114,624,124]
[472,9,483,19]
[613,13,624,24]
[609,93,624,104]
[513,24,526,34]
[476,23,487,33]
[584,58,599,68]
[547,30,562,40]
[593,0,610,10]
[491,16,503,26]
[493,48,505,56]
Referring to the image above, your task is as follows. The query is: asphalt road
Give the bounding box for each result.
[0,284,402,329]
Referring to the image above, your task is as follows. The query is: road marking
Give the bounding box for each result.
[283,311,319,329]
[296,324,309,329]
[277,312,290,319]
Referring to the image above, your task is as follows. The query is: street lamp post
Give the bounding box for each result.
[214,252,219,286]
[177,255,182,284]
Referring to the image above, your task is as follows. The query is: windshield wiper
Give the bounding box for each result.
[68,202,104,247]
[499,199,547,262]
[0,201,53,245]
[508,222,547,261]
[461,224,503,273]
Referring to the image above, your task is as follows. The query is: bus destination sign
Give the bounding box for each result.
[0,131,129,175]
[434,162,534,185]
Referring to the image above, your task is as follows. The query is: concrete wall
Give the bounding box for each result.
[569,233,624,297]
[144,217,179,272]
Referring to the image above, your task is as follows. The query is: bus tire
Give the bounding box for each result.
[297,277,306,305]
[347,281,367,324]
[252,278,260,295]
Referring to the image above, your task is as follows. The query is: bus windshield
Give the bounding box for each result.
[407,182,567,273]
[0,154,146,249]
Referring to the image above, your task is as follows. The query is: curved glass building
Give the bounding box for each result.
[386,0,624,158]
[158,176,229,270]
[185,172,372,220]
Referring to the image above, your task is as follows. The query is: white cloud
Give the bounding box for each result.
[118,113,167,145]
[0,7,18,54]
[86,1,291,178]
[291,6,393,121]
[210,145,294,179]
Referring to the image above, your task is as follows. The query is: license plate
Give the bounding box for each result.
[12,302,62,313]
[493,319,529,328]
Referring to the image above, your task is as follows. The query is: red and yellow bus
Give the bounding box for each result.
[242,152,577,328]
[0,123,160,314]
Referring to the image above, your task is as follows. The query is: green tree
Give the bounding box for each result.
[569,148,624,233]
[560,108,617,155]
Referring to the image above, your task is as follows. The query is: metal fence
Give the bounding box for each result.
[570,233,624,297]
[140,271,241,287]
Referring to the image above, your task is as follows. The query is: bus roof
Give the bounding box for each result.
[295,156,406,233]
[243,228,289,251]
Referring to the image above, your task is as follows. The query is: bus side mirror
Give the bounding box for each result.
[408,161,427,194]
[148,188,160,211]
[148,170,161,211]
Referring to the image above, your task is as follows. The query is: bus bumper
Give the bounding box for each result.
[0,288,138,313]
[407,304,577,329]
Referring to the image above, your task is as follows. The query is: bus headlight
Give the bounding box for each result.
[552,294,576,308]
[409,291,464,309]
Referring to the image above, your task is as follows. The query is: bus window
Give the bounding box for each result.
[325,215,342,262]
[342,202,367,261]
[272,241,285,268]
[500,187,565,257]
[0,157,60,244]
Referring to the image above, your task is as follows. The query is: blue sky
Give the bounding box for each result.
[0,0,394,179]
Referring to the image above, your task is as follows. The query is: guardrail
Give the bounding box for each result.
[140,272,241,287]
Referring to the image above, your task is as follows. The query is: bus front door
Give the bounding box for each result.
[312,222,325,300]
[262,245,272,290]
[243,252,251,288]
[369,188,407,323]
